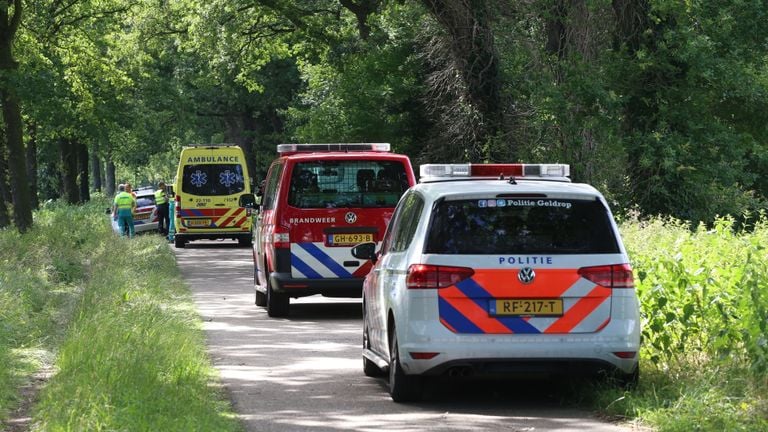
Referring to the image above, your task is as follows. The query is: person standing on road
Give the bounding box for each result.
[154,181,170,235]
[167,186,176,243]
[113,184,137,238]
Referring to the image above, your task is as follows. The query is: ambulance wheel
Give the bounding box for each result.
[174,237,186,248]
[363,314,384,377]
[266,280,289,317]
[388,325,422,402]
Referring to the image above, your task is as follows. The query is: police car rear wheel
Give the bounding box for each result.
[266,279,289,317]
[388,326,422,402]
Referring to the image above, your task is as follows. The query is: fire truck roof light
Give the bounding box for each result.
[419,163,570,182]
[277,143,391,154]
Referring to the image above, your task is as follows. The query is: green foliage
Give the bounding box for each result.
[598,216,768,430]
[0,199,108,420]
[34,235,240,431]
[0,201,240,431]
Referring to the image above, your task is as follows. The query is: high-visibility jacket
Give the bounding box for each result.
[155,189,168,205]
[114,191,135,210]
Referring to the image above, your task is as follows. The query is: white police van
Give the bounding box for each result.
[352,163,641,402]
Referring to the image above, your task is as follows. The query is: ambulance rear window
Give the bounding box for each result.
[181,164,246,196]
[288,160,409,208]
[424,198,619,254]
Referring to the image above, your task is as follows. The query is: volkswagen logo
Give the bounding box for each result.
[345,212,357,224]
[518,267,536,284]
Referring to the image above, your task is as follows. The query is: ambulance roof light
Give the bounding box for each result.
[419,163,570,182]
[187,143,237,147]
[277,143,391,154]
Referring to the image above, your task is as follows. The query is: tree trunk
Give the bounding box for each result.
[25,120,38,209]
[0,140,10,228]
[419,0,503,161]
[0,0,32,232]
[59,138,79,204]
[77,141,90,202]
[105,159,115,196]
[91,151,102,192]
[1,87,32,231]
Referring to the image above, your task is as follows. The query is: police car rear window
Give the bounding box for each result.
[182,164,245,196]
[288,160,409,209]
[136,195,155,207]
[424,198,620,255]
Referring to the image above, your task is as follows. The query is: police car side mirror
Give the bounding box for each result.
[351,242,377,263]
[239,193,257,208]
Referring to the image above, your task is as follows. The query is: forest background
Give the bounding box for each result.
[1,0,767,232]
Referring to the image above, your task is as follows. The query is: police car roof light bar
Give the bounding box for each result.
[277,143,391,154]
[419,163,570,182]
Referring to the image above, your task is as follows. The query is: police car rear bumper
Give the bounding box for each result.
[269,272,363,298]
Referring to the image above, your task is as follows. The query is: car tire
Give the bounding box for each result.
[618,365,640,390]
[363,313,384,377]
[388,325,422,402]
[174,237,185,248]
[254,268,267,306]
[266,278,289,317]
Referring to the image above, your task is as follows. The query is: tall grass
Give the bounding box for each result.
[0,200,104,421]
[597,216,768,431]
[0,199,241,431]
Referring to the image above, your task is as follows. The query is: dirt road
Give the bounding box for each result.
[174,240,636,432]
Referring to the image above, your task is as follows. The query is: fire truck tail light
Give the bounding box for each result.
[578,264,635,289]
[419,163,570,182]
[406,264,474,289]
[272,227,290,248]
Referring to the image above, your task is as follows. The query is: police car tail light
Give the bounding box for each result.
[419,163,570,181]
[578,264,634,289]
[406,264,474,289]
[272,226,290,249]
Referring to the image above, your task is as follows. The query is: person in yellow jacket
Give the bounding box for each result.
[154,181,170,235]
[113,184,137,238]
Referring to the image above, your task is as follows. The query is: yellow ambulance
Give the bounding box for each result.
[172,144,255,248]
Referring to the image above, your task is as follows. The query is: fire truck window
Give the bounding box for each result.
[288,160,409,209]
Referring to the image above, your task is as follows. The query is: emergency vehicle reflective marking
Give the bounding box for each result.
[298,243,352,277]
[437,271,612,334]
[290,255,324,279]
[179,208,206,217]
[290,242,366,279]
[185,156,239,163]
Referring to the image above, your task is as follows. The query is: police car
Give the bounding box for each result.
[351,163,641,402]
[111,187,159,234]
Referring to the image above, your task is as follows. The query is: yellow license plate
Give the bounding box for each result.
[492,299,564,316]
[329,233,373,245]
[134,213,150,220]
[186,219,211,227]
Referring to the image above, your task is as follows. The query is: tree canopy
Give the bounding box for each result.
[1,0,767,231]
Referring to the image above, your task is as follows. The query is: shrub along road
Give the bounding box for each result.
[174,240,637,432]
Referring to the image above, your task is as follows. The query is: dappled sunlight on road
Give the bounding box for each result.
[174,241,636,432]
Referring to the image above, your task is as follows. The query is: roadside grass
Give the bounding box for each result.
[0,200,98,422]
[0,199,241,432]
[590,215,768,431]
